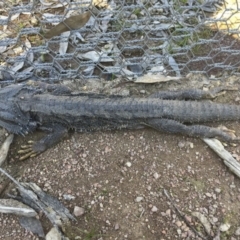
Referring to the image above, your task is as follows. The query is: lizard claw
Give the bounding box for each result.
[209,86,238,98]
[217,125,240,141]
[18,140,38,160]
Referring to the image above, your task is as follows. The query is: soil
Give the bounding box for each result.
[1,75,240,239]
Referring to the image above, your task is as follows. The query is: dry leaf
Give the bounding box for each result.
[135,73,181,83]
[43,11,91,39]
[59,31,70,55]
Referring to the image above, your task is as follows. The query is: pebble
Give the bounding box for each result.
[46,227,61,240]
[130,14,138,20]
[219,223,231,232]
[178,141,185,148]
[125,162,132,167]
[166,209,171,216]
[151,206,158,212]
[235,227,240,235]
[176,221,182,227]
[63,194,75,201]
[205,193,212,197]
[73,206,85,217]
[185,215,191,223]
[215,188,221,193]
[135,196,144,202]
[153,172,159,179]
[115,223,120,230]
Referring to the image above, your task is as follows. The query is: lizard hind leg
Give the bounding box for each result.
[18,124,68,160]
[145,118,239,141]
[149,87,237,100]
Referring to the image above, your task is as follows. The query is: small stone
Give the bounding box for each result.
[125,162,132,167]
[177,229,181,235]
[178,141,185,148]
[153,172,159,179]
[215,188,221,193]
[115,223,120,230]
[46,227,61,240]
[219,223,231,232]
[130,14,138,20]
[176,221,182,227]
[185,215,191,223]
[63,194,75,201]
[205,193,212,197]
[135,196,144,202]
[73,206,85,217]
[166,209,171,216]
[235,227,240,235]
[151,206,158,212]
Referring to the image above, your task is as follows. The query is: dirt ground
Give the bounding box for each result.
[1,75,240,239]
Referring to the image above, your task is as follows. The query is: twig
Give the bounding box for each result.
[203,138,240,178]
[0,134,14,167]
[0,167,62,234]
[163,189,209,240]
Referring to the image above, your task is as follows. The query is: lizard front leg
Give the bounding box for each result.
[144,119,239,141]
[18,124,68,160]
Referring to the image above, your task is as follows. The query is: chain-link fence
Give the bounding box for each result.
[1,0,240,83]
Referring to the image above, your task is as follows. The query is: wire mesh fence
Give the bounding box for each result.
[0,0,240,83]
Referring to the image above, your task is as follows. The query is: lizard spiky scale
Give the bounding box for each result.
[0,82,239,159]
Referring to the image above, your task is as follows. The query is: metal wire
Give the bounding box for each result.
[0,0,240,83]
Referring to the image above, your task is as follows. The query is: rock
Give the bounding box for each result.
[135,196,143,202]
[151,206,158,212]
[177,228,181,235]
[166,209,171,216]
[46,227,61,240]
[73,206,85,217]
[153,172,159,179]
[176,221,182,227]
[63,194,75,201]
[219,223,231,232]
[205,193,212,197]
[235,227,240,235]
[185,215,191,223]
[125,162,132,167]
[192,212,211,235]
[115,223,120,230]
